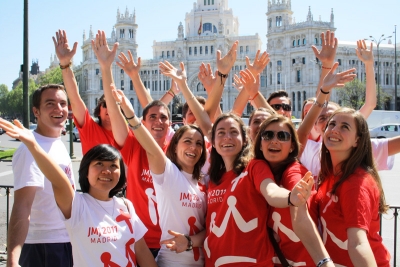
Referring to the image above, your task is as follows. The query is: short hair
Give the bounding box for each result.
[248,107,274,126]
[93,94,106,119]
[253,115,300,184]
[142,100,171,121]
[32,84,66,109]
[166,125,207,180]
[301,97,316,120]
[182,96,206,119]
[267,90,291,105]
[78,144,126,197]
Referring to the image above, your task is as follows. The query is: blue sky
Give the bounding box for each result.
[0,0,398,89]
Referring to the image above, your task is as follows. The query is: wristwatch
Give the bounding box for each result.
[313,100,327,108]
[184,235,193,251]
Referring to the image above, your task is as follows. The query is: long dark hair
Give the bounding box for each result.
[319,108,388,213]
[208,113,251,184]
[79,144,126,197]
[253,115,300,185]
[166,125,207,180]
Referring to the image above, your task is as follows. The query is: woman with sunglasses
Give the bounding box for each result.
[292,108,391,266]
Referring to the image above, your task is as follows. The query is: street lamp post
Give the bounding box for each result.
[365,34,392,110]
[395,25,398,110]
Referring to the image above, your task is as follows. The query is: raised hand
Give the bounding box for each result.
[216,41,238,74]
[52,30,78,65]
[116,51,141,77]
[91,30,119,69]
[321,62,356,92]
[110,85,135,117]
[290,171,314,207]
[232,74,243,91]
[239,69,260,99]
[0,119,35,145]
[160,230,189,253]
[197,63,217,93]
[312,30,337,67]
[159,61,187,83]
[355,40,374,65]
[245,50,270,76]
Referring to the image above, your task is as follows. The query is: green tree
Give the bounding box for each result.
[0,84,9,116]
[336,79,366,110]
[38,67,63,85]
[7,79,37,119]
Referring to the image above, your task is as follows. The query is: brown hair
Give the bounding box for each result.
[142,100,171,121]
[301,97,316,120]
[319,108,388,213]
[248,107,274,126]
[32,84,66,109]
[166,125,207,180]
[267,90,291,105]
[182,96,206,119]
[208,113,251,184]
[253,115,300,184]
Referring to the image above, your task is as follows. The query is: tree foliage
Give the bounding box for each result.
[336,79,366,110]
[38,67,63,85]
[0,84,9,116]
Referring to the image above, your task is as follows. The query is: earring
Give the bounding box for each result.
[289,149,293,153]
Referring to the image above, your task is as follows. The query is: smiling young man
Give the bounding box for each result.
[7,85,75,267]
[267,90,292,118]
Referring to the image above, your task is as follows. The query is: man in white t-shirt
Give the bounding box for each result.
[7,84,75,267]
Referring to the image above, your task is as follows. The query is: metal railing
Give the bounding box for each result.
[0,185,399,265]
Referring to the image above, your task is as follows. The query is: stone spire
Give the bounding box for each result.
[307,6,313,21]
[89,25,93,39]
[83,30,86,42]
[133,8,136,23]
[330,8,334,27]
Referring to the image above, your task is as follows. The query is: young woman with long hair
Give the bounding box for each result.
[0,118,156,267]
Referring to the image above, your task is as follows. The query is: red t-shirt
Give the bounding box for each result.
[312,167,390,266]
[74,109,119,155]
[204,159,275,267]
[120,131,168,249]
[267,162,315,266]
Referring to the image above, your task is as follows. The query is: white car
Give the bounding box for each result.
[369,124,400,138]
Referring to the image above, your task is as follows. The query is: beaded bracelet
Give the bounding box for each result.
[316,257,332,267]
[321,65,331,70]
[59,62,72,70]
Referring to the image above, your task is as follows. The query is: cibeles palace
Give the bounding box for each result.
[70,0,399,119]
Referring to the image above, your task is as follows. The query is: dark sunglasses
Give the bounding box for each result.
[261,130,291,142]
[271,103,291,112]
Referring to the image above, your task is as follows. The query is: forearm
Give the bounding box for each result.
[261,179,290,208]
[359,64,376,119]
[134,238,158,267]
[348,243,377,267]
[231,88,249,116]
[159,90,174,105]
[316,61,334,97]
[252,93,276,114]
[7,206,31,266]
[204,75,227,119]
[129,72,153,108]
[190,229,206,248]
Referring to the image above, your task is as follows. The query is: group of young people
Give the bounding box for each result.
[0,28,397,267]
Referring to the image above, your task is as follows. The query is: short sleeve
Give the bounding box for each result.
[281,162,308,190]
[150,158,175,186]
[62,193,84,228]
[12,146,44,190]
[248,159,274,194]
[120,130,140,164]
[126,199,148,241]
[371,138,394,171]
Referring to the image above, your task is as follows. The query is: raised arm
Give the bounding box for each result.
[231,74,249,116]
[111,90,166,174]
[92,30,129,147]
[297,63,356,157]
[197,63,222,121]
[52,30,86,127]
[159,80,181,106]
[356,40,376,118]
[313,30,338,97]
[116,52,153,108]
[0,118,74,219]
[159,61,213,139]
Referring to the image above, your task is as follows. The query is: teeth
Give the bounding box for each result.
[222,144,233,147]
[186,153,196,157]
[329,137,339,141]
[153,128,163,131]
[98,178,111,181]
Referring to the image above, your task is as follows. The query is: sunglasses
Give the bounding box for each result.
[270,103,291,112]
[261,131,291,142]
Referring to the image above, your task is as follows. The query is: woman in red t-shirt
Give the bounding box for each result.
[252,114,316,266]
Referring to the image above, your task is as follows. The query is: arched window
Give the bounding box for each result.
[292,92,296,111]
[200,46,203,54]
[130,98,134,109]
[314,38,318,45]
[297,39,300,46]
[205,46,208,54]
[213,25,217,33]
[293,40,296,47]
[189,47,192,55]
[277,60,282,66]
[211,46,214,54]
[130,80,133,90]
[203,23,212,32]
[167,51,170,58]
[197,82,205,92]
[194,47,197,55]
[303,38,306,45]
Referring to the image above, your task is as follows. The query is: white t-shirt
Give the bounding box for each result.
[62,193,147,267]
[151,159,207,267]
[300,138,394,179]
[12,131,75,243]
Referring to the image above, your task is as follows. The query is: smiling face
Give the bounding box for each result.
[315,105,338,136]
[249,111,271,142]
[143,105,171,142]
[213,117,245,167]
[324,113,359,158]
[175,128,204,173]
[33,88,68,138]
[269,97,292,118]
[87,159,121,200]
[260,121,294,169]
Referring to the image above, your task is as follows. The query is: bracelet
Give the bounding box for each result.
[249,91,259,101]
[316,257,332,267]
[321,65,331,70]
[168,89,176,97]
[184,235,193,251]
[288,192,296,207]
[167,91,174,97]
[128,121,142,130]
[320,88,330,95]
[217,70,228,85]
[124,113,136,120]
[59,62,72,70]
[313,100,327,108]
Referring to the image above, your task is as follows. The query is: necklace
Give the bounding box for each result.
[94,197,115,218]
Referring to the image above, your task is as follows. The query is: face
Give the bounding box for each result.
[99,102,111,128]
[183,108,196,125]
[324,113,358,157]
[303,101,321,141]
[260,122,293,169]
[33,89,68,138]
[143,106,171,141]
[269,97,292,118]
[249,111,271,142]
[302,101,313,118]
[87,159,121,200]
[175,129,204,173]
[315,105,337,136]
[214,117,245,163]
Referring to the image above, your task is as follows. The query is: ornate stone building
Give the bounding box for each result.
[73,0,399,118]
